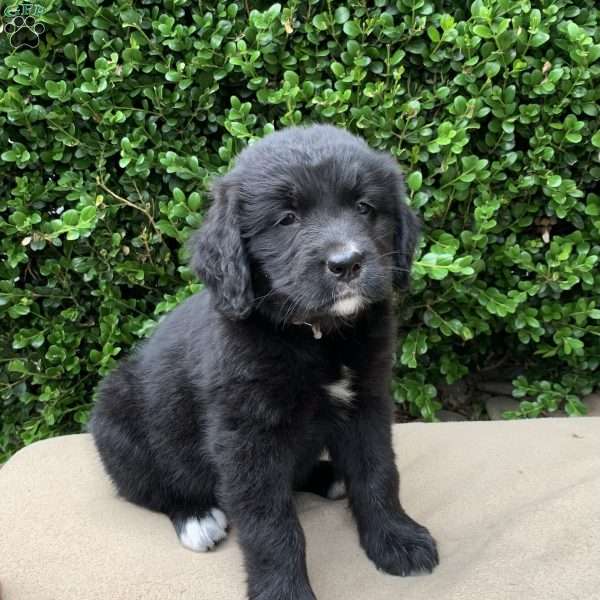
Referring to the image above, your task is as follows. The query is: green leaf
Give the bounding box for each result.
[45,80,68,99]
[547,175,562,188]
[343,21,361,38]
[283,71,299,87]
[530,31,550,47]
[473,25,492,38]
[62,210,80,226]
[485,61,500,78]
[46,345,67,363]
[80,206,97,223]
[312,14,328,31]
[331,62,345,78]
[1,150,17,162]
[407,171,423,192]
[389,49,405,65]
[188,192,203,212]
[334,7,350,24]
[400,330,428,368]
[427,26,440,43]
[173,187,185,204]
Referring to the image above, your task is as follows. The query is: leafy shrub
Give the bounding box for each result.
[1,0,600,460]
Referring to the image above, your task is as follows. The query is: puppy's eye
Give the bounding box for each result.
[278,212,298,226]
[356,201,374,215]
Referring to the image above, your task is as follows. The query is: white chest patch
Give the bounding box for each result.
[324,366,355,407]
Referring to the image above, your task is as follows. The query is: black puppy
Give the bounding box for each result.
[90,124,438,599]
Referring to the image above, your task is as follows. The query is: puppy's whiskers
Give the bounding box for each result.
[379,249,413,260]
[381,265,411,274]
[253,287,281,310]
[280,294,303,328]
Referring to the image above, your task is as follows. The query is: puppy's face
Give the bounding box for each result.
[191,126,419,324]
[241,160,400,323]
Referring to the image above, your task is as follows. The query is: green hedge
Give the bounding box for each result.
[2,0,600,460]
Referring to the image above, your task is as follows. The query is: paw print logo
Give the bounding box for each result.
[5,15,45,49]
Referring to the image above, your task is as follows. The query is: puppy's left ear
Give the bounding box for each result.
[392,172,421,291]
[188,175,254,319]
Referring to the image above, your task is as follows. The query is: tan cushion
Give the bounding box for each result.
[1,418,599,600]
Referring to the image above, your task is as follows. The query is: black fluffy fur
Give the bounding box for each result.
[90,125,438,600]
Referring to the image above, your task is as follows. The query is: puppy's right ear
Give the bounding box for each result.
[188,176,254,320]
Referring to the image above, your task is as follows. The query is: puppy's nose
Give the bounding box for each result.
[327,248,364,281]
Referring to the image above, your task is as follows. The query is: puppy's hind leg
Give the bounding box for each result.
[295,460,347,500]
[90,362,166,512]
[170,506,229,552]
[161,462,229,552]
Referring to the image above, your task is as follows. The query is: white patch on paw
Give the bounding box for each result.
[331,296,364,316]
[324,366,355,407]
[178,509,228,552]
[210,507,228,530]
[327,480,347,500]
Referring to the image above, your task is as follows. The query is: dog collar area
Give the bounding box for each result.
[294,321,323,340]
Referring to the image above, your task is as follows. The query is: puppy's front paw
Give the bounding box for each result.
[362,514,439,576]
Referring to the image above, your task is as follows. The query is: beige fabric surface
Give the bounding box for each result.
[1,418,599,600]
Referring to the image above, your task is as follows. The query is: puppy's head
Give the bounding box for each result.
[190,125,419,323]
